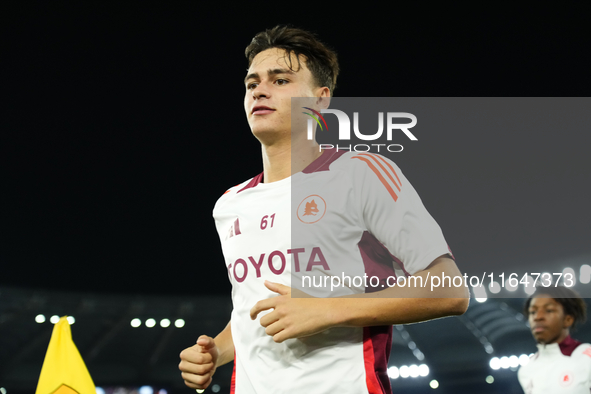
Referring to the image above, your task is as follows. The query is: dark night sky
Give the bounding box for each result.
[1,3,590,297]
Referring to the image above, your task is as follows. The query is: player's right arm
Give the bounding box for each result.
[179,321,234,390]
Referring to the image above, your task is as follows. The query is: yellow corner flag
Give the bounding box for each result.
[36,316,96,394]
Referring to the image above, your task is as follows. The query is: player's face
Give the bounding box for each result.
[244,48,328,141]
[528,296,573,344]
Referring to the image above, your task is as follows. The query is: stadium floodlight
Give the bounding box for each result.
[160,318,171,328]
[504,277,518,292]
[519,354,530,366]
[580,265,591,284]
[145,318,156,328]
[509,355,519,368]
[35,314,46,323]
[67,316,75,325]
[489,357,500,370]
[175,319,185,328]
[413,348,425,361]
[400,365,410,378]
[131,318,141,328]
[486,375,494,384]
[50,315,60,324]
[418,364,429,377]
[500,356,510,369]
[524,276,536,295]
[488,281,501,294]
[429,379,439,389]
[473,284,487,302]
[563,267,576,286]
[139,386,153,394]
[387,366,399,379]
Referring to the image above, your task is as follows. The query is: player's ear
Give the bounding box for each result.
[315,88,330,109]
[564,314,575,329]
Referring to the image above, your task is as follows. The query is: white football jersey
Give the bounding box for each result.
[213,149,451,394]
[518,336,591,394]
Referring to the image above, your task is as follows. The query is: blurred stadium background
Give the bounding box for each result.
[2,3,589,394]
[3,277,591,393]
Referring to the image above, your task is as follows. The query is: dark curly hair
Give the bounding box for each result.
[524,286,587,329]
[245,25,339,94]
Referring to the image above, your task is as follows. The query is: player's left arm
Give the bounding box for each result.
[333,254,469,326]
[251,156,470,342]
[251,254,468,343]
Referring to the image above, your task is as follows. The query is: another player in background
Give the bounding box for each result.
[179,25,469,393]
[519,286,591,393]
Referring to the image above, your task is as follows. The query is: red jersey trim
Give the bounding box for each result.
[237,172,264,194]
[358,231,398,293]
[302,148,347,173]
[559,335,582,356]
[230,351,236,393]
[363,326,392,394]
[234,148,345,194]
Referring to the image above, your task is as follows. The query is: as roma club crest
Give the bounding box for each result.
[559,370,574,387]
[297,195,327,224]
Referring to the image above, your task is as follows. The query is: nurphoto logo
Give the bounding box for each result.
[303,107,418,153]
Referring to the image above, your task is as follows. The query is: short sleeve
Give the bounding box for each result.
[351,152,450,275]
[583,345,591,387]
[517,366,529,393]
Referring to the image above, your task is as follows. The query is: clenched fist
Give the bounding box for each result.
[179,335,219,390]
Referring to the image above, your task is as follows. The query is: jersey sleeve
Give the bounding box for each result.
[351,153,451,275]
[517,366,529,393]
[582,345,591,387]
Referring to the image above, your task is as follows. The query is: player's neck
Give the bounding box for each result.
[539,329,570,346]
[261,137,321,183]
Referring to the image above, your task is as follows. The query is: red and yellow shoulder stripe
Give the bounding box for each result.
[223,184,241,195]
[351,153,402,201]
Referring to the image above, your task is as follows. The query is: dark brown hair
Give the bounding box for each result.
[245,25,339,94]
[524,286,587,329]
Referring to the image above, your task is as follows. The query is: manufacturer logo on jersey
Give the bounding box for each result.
[559,370,574,387]
[225,218,242,239]
[297,195,326,224]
